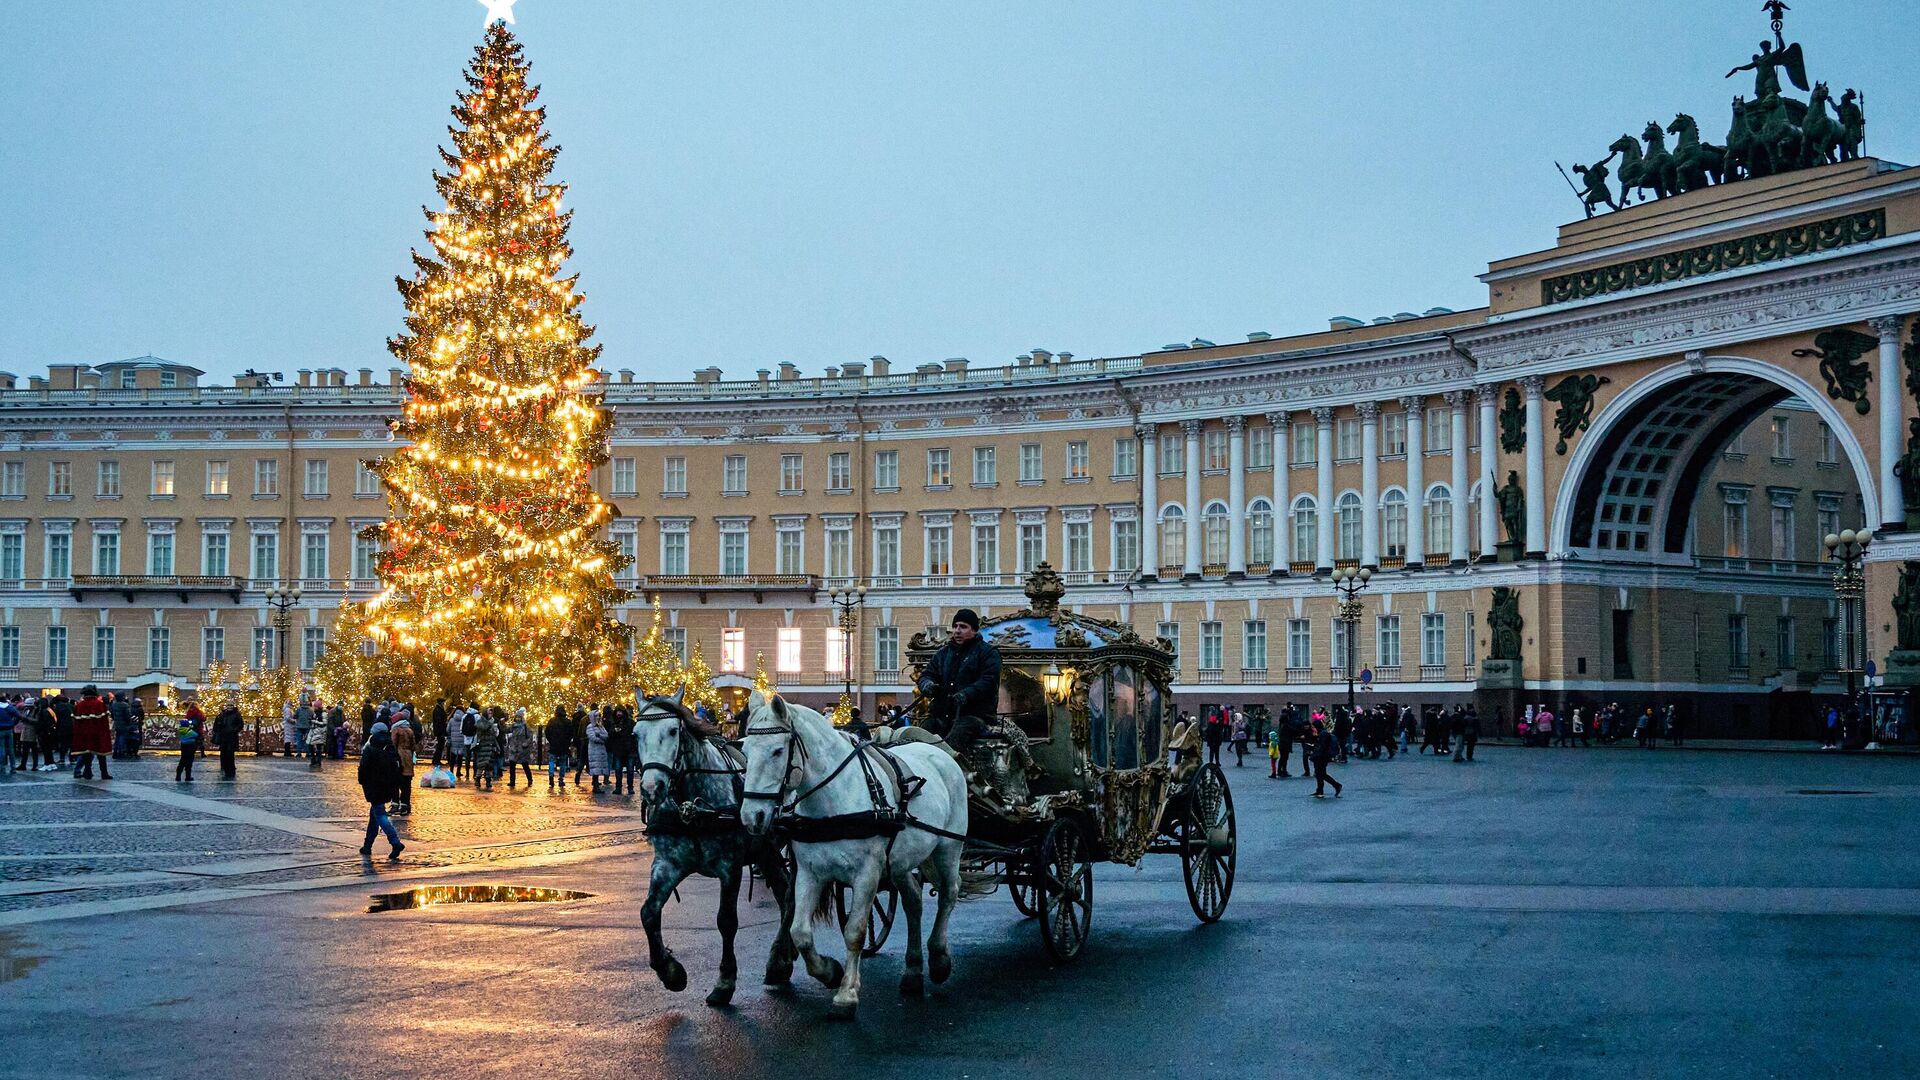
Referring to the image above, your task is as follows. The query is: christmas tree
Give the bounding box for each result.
[364,23,631,714]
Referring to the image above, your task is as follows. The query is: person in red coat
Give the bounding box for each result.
[70,685,113,780]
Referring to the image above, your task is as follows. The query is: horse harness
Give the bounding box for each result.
[637,701,750,837]
[742,717,969,844]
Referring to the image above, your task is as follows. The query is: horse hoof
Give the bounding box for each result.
[827,999,858,1022]
[819,957,845,990]
[763,961,794,987]
[657,958,688,993]
[900,971,924,997]
[705,984,736,1008]
[929,953,952,985]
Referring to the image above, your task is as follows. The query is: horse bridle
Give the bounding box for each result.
[635,698,741,803]
[740,712,812,808]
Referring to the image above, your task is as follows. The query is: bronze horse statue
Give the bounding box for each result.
[1667,113,1724,191]
[1611,125,1672,204]
[1800,81,1843,166]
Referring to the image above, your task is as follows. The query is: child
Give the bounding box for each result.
[1267,725,1282,779]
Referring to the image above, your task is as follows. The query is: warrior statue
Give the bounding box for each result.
[1893,417,1920,510]
[1836,88,1865,161]
[1496,470,1526,548]
[1571,153,1620,216]
[1895,562,1920,653]
[1489,587,1524,661]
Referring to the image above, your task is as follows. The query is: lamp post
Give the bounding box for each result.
[829,585,866,720]
[264,584,301,754]
[1823,528,1869,742]
[1331,565,1372,720]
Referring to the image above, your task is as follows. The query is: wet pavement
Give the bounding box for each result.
[3,745,1919,1078]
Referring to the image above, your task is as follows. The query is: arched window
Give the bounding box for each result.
[1468,481,1484,556]
[1381,489,1408,560]
[1202,501,1230,568]
[1336,491,1363,561]
[1246,498,1274,566]
[1290,496,1318,565]
[1426,484,1452,558]
[1159,504,1185,571]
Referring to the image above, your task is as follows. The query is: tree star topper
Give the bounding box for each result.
[480,0,517,26]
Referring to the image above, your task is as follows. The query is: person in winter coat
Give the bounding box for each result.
[504,715,534,788]
[281,707,298,758]
[109,693,138,760]
[606,705,637,795]
[70,686,113,780]
[293,700,315,757]
[328,703,349,760]
[1310,720,1342,799]
[1230,710,1250,767]
[429,699,450,768]
[360,700,377,746]
[470,709,499,791]
[213,700,244,778]
[546,705,573,791]
[585,711,611,792]
[306,710,327,768]
[175,704,203,781]
[571,706,591,786]
[356,723,406,860]
[1266,725,1282,779]
[389,714,417,813]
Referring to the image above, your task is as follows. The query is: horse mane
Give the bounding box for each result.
[642,694,726,742]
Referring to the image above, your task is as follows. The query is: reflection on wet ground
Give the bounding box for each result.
[366,884,594,912]
[0,932,43,983]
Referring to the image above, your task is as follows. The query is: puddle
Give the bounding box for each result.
[0,932,43,984]
[367,885,593,912]
[1791,789,1874,796]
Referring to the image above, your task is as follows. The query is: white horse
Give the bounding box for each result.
[737,692,968,1020]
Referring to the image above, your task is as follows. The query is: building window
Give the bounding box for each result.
[828,452,851,492]
[779,454,803,493]
[873,524,901,578]
[722,455,748,494]
[254,459,280,497]
[1198,621,1223,671]
[1823,616,1840,670]
[252,627,275,669]
[1770,415,1792,460]
[1064,520,1091,573]
[1817,422,1837,465]
[665,627,688,665]
[147,532,174,576]
[1291,497,1318,564]
[0,462,23,498]
[46,533,71,581]
[1157,621,1181,662]
[1019,522,1046,572]
[45,626,68,670]
[1019,443,1043,483]
[151,461,175,497]
[1382,412,1407,456]
[1203,428,1228,471]
[926,448,952,488]
[303,459,328,497]
[302,627,325,670]
[1426,408,1452,452]
[826,526,852,578]
[1723,493,1749,559]
[720,528,748,575]
[1377,615,1401,668]
[1776,617,1796,672]
[355,461,380,496]
[663,456,687,495]
[611,457,637,495]
[1382,490,1408,560]
[0,627,24,669]
[1248,427,1273,469]
[926,523,952,576]
[93,532,120,575]
[972,447,997,486]
[1160,433,1184,475]
[149,626,171,672]
[302,532,328,580]
[0,534,21,582]
[777,527,803,575]
[251,533,277,580]
[1816,495,1841,545]
[353,534,377,581]
[98,461,121,497]
[93,625,116,672]
[972,523,1000,576]
[48,461,72,498]
[1291,422,1315,466]
[1243,620,1267,671]
[1468,483,1484,555]
[721,627,746,672]
[1160,506,1185,569]
[1335,419,1361,461]
[1727,613,1749,670]
[873,450,899,491]
[1202,502,1230,567]
[776,627,802,673]
[1421,612,1446,667]
[1112,437,1138,478]
[1426,485,1452,556]
[200,460,229,497]
[1287,619,1311,669]
[1066,441,1090,480]
[221,533,263,587]
[1770,500,1797,562]
[1331,618,1348,674]
[874,625,900,673]
[1336,492,1363,561]
[1112,518,1139,575]
[614,531,638,580]
[661,531,689,575]
[202,626,225,664]
[824,630,846,674]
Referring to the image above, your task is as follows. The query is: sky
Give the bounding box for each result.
[4,0,1915,383]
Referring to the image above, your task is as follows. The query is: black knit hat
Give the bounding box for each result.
[952,609,981,630]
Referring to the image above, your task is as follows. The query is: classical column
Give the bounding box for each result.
[1138,423,1158,579]
[1446,390,1470,566]
[1402,396,1426,569]
[1476,385,1498,559]
[1872,315,1906,530]
[1314,407,1335,571]
[1269,412,1290,576]
[1226,415,1248,577]
[1522,375,1547,557]
[1182,419,1202,579]
[1359,401,1381,567]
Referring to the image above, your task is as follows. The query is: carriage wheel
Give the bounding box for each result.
[1038,817,1093,962]
[1181,763,1236,924]
[1009,878,1039,918]
[832,881,898,958]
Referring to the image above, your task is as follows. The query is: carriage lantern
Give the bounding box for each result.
[1040,662,1074,703]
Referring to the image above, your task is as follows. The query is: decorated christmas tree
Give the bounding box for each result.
[364,23,631,714]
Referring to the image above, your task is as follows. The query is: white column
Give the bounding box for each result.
[1446,390,1470,565]
[1182,419,1202,578]
[1269,412,1290,575]
[1314,407,1335,570]
[1522,375,1547,556]
[1873,315,1906,529]
[1359,401,1380,567]
[1226,416,1247,576]
[1476,385,1498,559]
[1402,396,1426,569]
[1138,423,1158,578]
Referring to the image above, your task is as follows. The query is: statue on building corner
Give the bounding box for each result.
[1544,373,1611,454]
[1894,418,1920,526]
[1792,328,1877,415]
[1489,587,1524,661]
[1894,562,1920,652]
[1499,387,1526,453]
[1497,470,1526,548]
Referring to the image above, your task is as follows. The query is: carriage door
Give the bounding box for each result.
[1088,670,1110,768]
[1111,665,1139,769]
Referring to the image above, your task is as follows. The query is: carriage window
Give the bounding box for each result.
[999,667,1050,740]
[1142,681,1164,763]
[1087,672,1110,768]
[1111,666,1139,770]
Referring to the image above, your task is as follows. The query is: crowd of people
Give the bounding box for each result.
[1510,702,1681,748]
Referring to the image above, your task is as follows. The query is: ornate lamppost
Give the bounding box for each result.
[263,584,301,754]
[1823,528,1869,741]
[1332,565,1372,720]
[829,584,866,721]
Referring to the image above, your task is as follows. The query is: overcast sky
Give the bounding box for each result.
[5,0,1913,383]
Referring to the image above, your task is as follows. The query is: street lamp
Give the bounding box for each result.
[263,584,302,755]
[1331,565,1372,720]
[1823,528,1869,743]
[829,585,866,721]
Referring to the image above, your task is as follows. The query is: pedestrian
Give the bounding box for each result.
[293,699,315,758]
[607,704,636,795]
[389,711,417,813]
[175,703,203,781]
[356,722,406,860]
[1230,709,1249,767]
[1451,707,1468,762]
[1641,707,1658,750]
[360,700,377,747]
[109,692,138,760]
[70,685,113,780]
[1666,704,1681,746]
[15,697,43,772]
[505,713,534,788]
[328,702,348,760]
[586,709,611,793]
[1276,706,1299,778]
[462,704,480,776]
[571,705,590,786]
[472,707,498,791]
[546,704,573,791]
[1534,706,1554,748]
[1203,710,1226,766]
[1310,720,1343,799]
[212,699,242,778]
[1463,706,1481,761]
[1571,708,1588,747]
[0,696,16,777]
[51,693,74,767]
[306,711,326,768]
[1266,724,1282,779]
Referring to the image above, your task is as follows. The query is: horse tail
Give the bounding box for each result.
[811,883,837,927]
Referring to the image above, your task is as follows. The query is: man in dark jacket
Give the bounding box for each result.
[1310,720,1343,799]
[917,609,1001,758]
[213,700,245,778]
[545,706,574,791]
[109,693,139,760]
[357,722,406,860]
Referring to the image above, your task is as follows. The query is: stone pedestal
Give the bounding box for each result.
[1496,540,1523,563]
[1475,658,1524,734]
[1883,649,1920,687]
